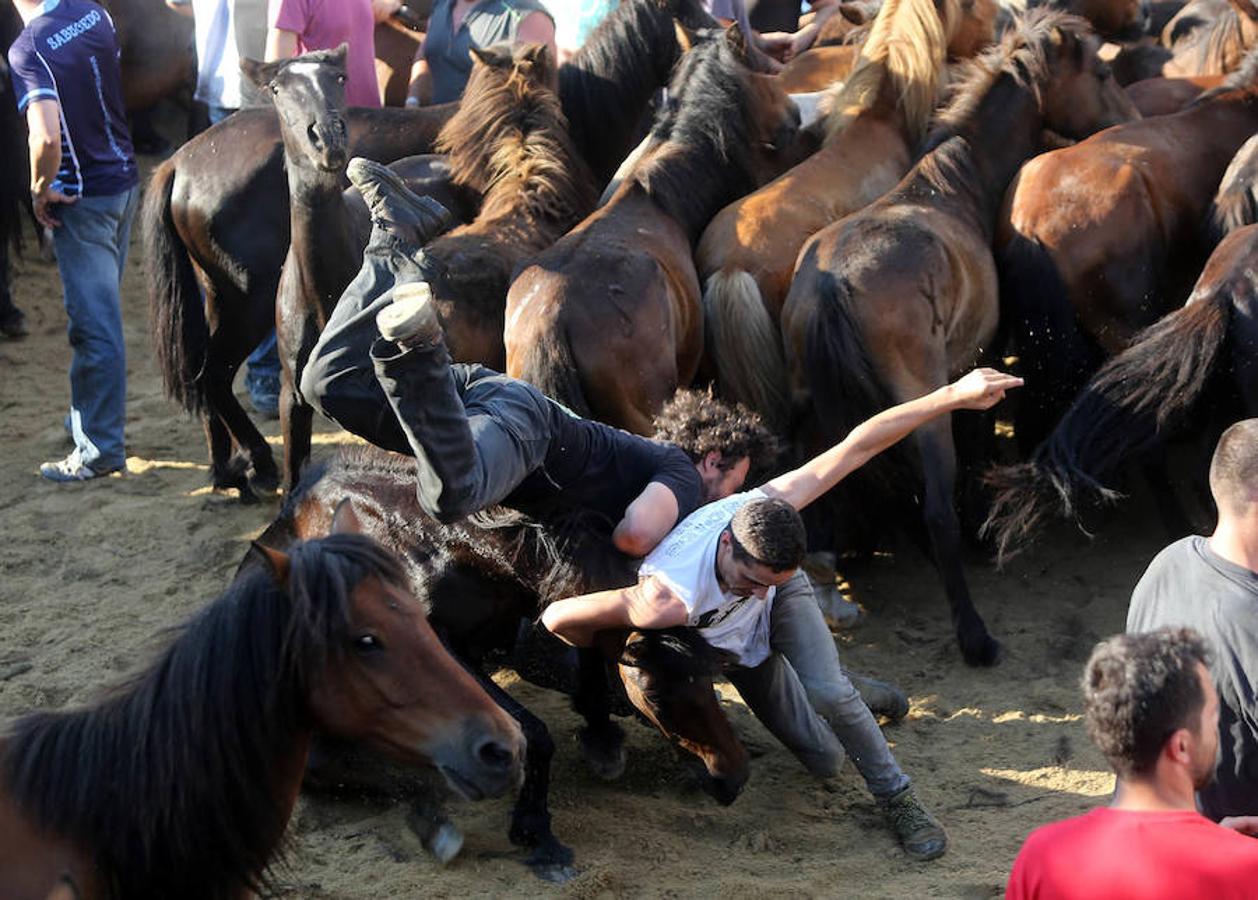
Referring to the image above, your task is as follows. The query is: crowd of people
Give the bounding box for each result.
[4,0,1257,893]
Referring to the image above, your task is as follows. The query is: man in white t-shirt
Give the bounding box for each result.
[542,367,1023,861]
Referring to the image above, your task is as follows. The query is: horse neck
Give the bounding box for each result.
[0,636,313,897]
[916,72,1043,238]
[282,154,359,319]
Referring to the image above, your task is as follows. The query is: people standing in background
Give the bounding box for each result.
[8,0,139,481]
[267,0,397,108]
[403,0,554,106]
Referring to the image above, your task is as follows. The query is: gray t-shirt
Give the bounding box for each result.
[1127,535,1258,821]
[424,0,552,104]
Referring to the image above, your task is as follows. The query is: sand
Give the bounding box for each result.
[0,162,1176,899]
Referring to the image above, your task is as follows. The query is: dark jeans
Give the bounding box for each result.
[302,226,563,522]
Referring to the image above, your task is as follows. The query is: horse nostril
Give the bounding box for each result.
[307,122,322,148]
[476,737,515,772]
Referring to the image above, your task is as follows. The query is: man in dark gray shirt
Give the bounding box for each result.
[1127,419,1258,821]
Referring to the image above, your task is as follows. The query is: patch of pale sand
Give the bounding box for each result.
[0,160,1176,899]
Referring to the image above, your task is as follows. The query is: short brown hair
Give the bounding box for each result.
[1209,419,1258,512]
[727,498,806,572]
[1082,628,1211,779]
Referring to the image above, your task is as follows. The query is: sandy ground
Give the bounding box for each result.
[0,160,1179,899]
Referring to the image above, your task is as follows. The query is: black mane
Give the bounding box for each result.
[634,34,774,239]
[559,0,715,186]
[622,628,732,677]
[1,534,402,899]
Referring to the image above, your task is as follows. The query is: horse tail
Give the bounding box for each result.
[803,272,917,506]
[143,158,209,414]
[983,294,1232,564]
[1207,164,1258,244]
[702,269,789,429]
[514,329,594,419]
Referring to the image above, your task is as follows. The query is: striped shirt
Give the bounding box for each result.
[8,0,136,197]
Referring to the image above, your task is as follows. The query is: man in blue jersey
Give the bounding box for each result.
[9,0,138,481]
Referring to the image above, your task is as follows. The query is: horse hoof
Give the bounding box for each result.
[249,468,281,494]
[962,636,1004,667]
[528,862,578,884]
[579,726,626,781]
[425,822,464,865]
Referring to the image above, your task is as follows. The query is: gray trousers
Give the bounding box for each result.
[728,571,910,799]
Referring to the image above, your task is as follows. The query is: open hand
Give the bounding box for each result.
[946,368,1024,411]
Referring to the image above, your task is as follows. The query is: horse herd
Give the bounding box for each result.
[2,0,1257,894]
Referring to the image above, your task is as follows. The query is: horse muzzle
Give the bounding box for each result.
[430,716,526,801]
[307,118,349,172]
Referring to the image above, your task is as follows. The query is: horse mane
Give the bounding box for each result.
[924,8,1080,148]
[558,0,713,183]
[1209,133,1258,240]
[435,45,595,224]
[622,628,733,676]
[1195,41,1258,102]
[1181,3,1253,76]
[290,446,635,609]
[633,35,773,238]
[1,535,402,900]
[823,0,959,144]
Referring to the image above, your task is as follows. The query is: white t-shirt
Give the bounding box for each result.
[638,489,774,667]
[172,0,243,109]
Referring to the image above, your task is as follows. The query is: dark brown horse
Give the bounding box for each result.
[779,11,1137,666]
[144,0,712,499]
[1125,72,1222,114]
[995,50,1258,450]
[984,223,1258,558]
[0,508,524,900]
[505,27,803,434]
[265,446,749,882]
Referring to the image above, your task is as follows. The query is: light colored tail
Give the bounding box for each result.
[702,268,789,430]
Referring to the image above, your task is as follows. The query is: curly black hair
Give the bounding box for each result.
[1082,628,1212,779]
[651,388,780,478]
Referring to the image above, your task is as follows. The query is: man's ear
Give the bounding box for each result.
[702,450,723,472]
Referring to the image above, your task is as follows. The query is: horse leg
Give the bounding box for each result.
[573,648,626,780]
[473,672,575,883]
[279,369,314,494]
[914,415,1002,666]
[203,330,275,501]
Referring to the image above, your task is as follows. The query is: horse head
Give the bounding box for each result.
[255,500,525,801]
[605,628,750,805]
[241,45,350,173]
[1027,13,1140,136]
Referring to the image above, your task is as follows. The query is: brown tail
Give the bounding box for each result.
[702,269,789,429]
[143,159,210,414]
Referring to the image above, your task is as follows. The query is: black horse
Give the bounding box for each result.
[256,445,750,883]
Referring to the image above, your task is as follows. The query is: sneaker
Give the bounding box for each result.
[880,787,947,861]
[847,671,910,722]
[347,157,454,248]
[39,451,122,483]
[377,281,443,346]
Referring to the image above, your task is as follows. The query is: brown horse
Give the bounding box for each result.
[1125,72,1223,114]
[995,50,1258,449]
[504,26,802,434]
[0,505,523,900]
[778,43,862,91]
[698,0,997,429]
[984,223,1258,559]
[1164,0,1258,74]
[780,11,1137,666]
[144,0,711,499]
[268,446,749,882]
[414,43,598,370]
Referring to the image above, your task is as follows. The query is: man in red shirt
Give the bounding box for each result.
[1007,628,1258,899]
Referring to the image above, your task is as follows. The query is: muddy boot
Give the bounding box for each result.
[846,670,909,722]
[348,156,453,248]
[880,786,947,861]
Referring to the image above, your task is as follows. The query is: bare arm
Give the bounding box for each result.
[26,100,73,229]
[760,368,1023,511]
[541,577,689,647]
[406,35,432,105]
[612,482,680,558]
[265,27,300,61]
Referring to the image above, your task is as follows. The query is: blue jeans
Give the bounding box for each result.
[52,186,139,471]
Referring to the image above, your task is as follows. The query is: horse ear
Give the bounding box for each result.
[723,22,753,64]
[251,542,292,588]
[672,21,697,54]
[517,42,550,67]
[469,45,508,68]
[617,632,650,669]
[330,42,349,69]
[331,498,364,535]
[240,57,280,90]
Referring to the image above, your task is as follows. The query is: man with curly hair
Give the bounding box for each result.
[302,160,777,557]
[1007,628,1258,898]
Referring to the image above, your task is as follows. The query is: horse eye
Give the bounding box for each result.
[270,84,279,95]
[353,634,383,653]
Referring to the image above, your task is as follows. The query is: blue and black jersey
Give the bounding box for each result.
[7,0,136,197]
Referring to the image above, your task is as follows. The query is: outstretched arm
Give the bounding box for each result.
[760,368,1023,511]
[541,577,688,647]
